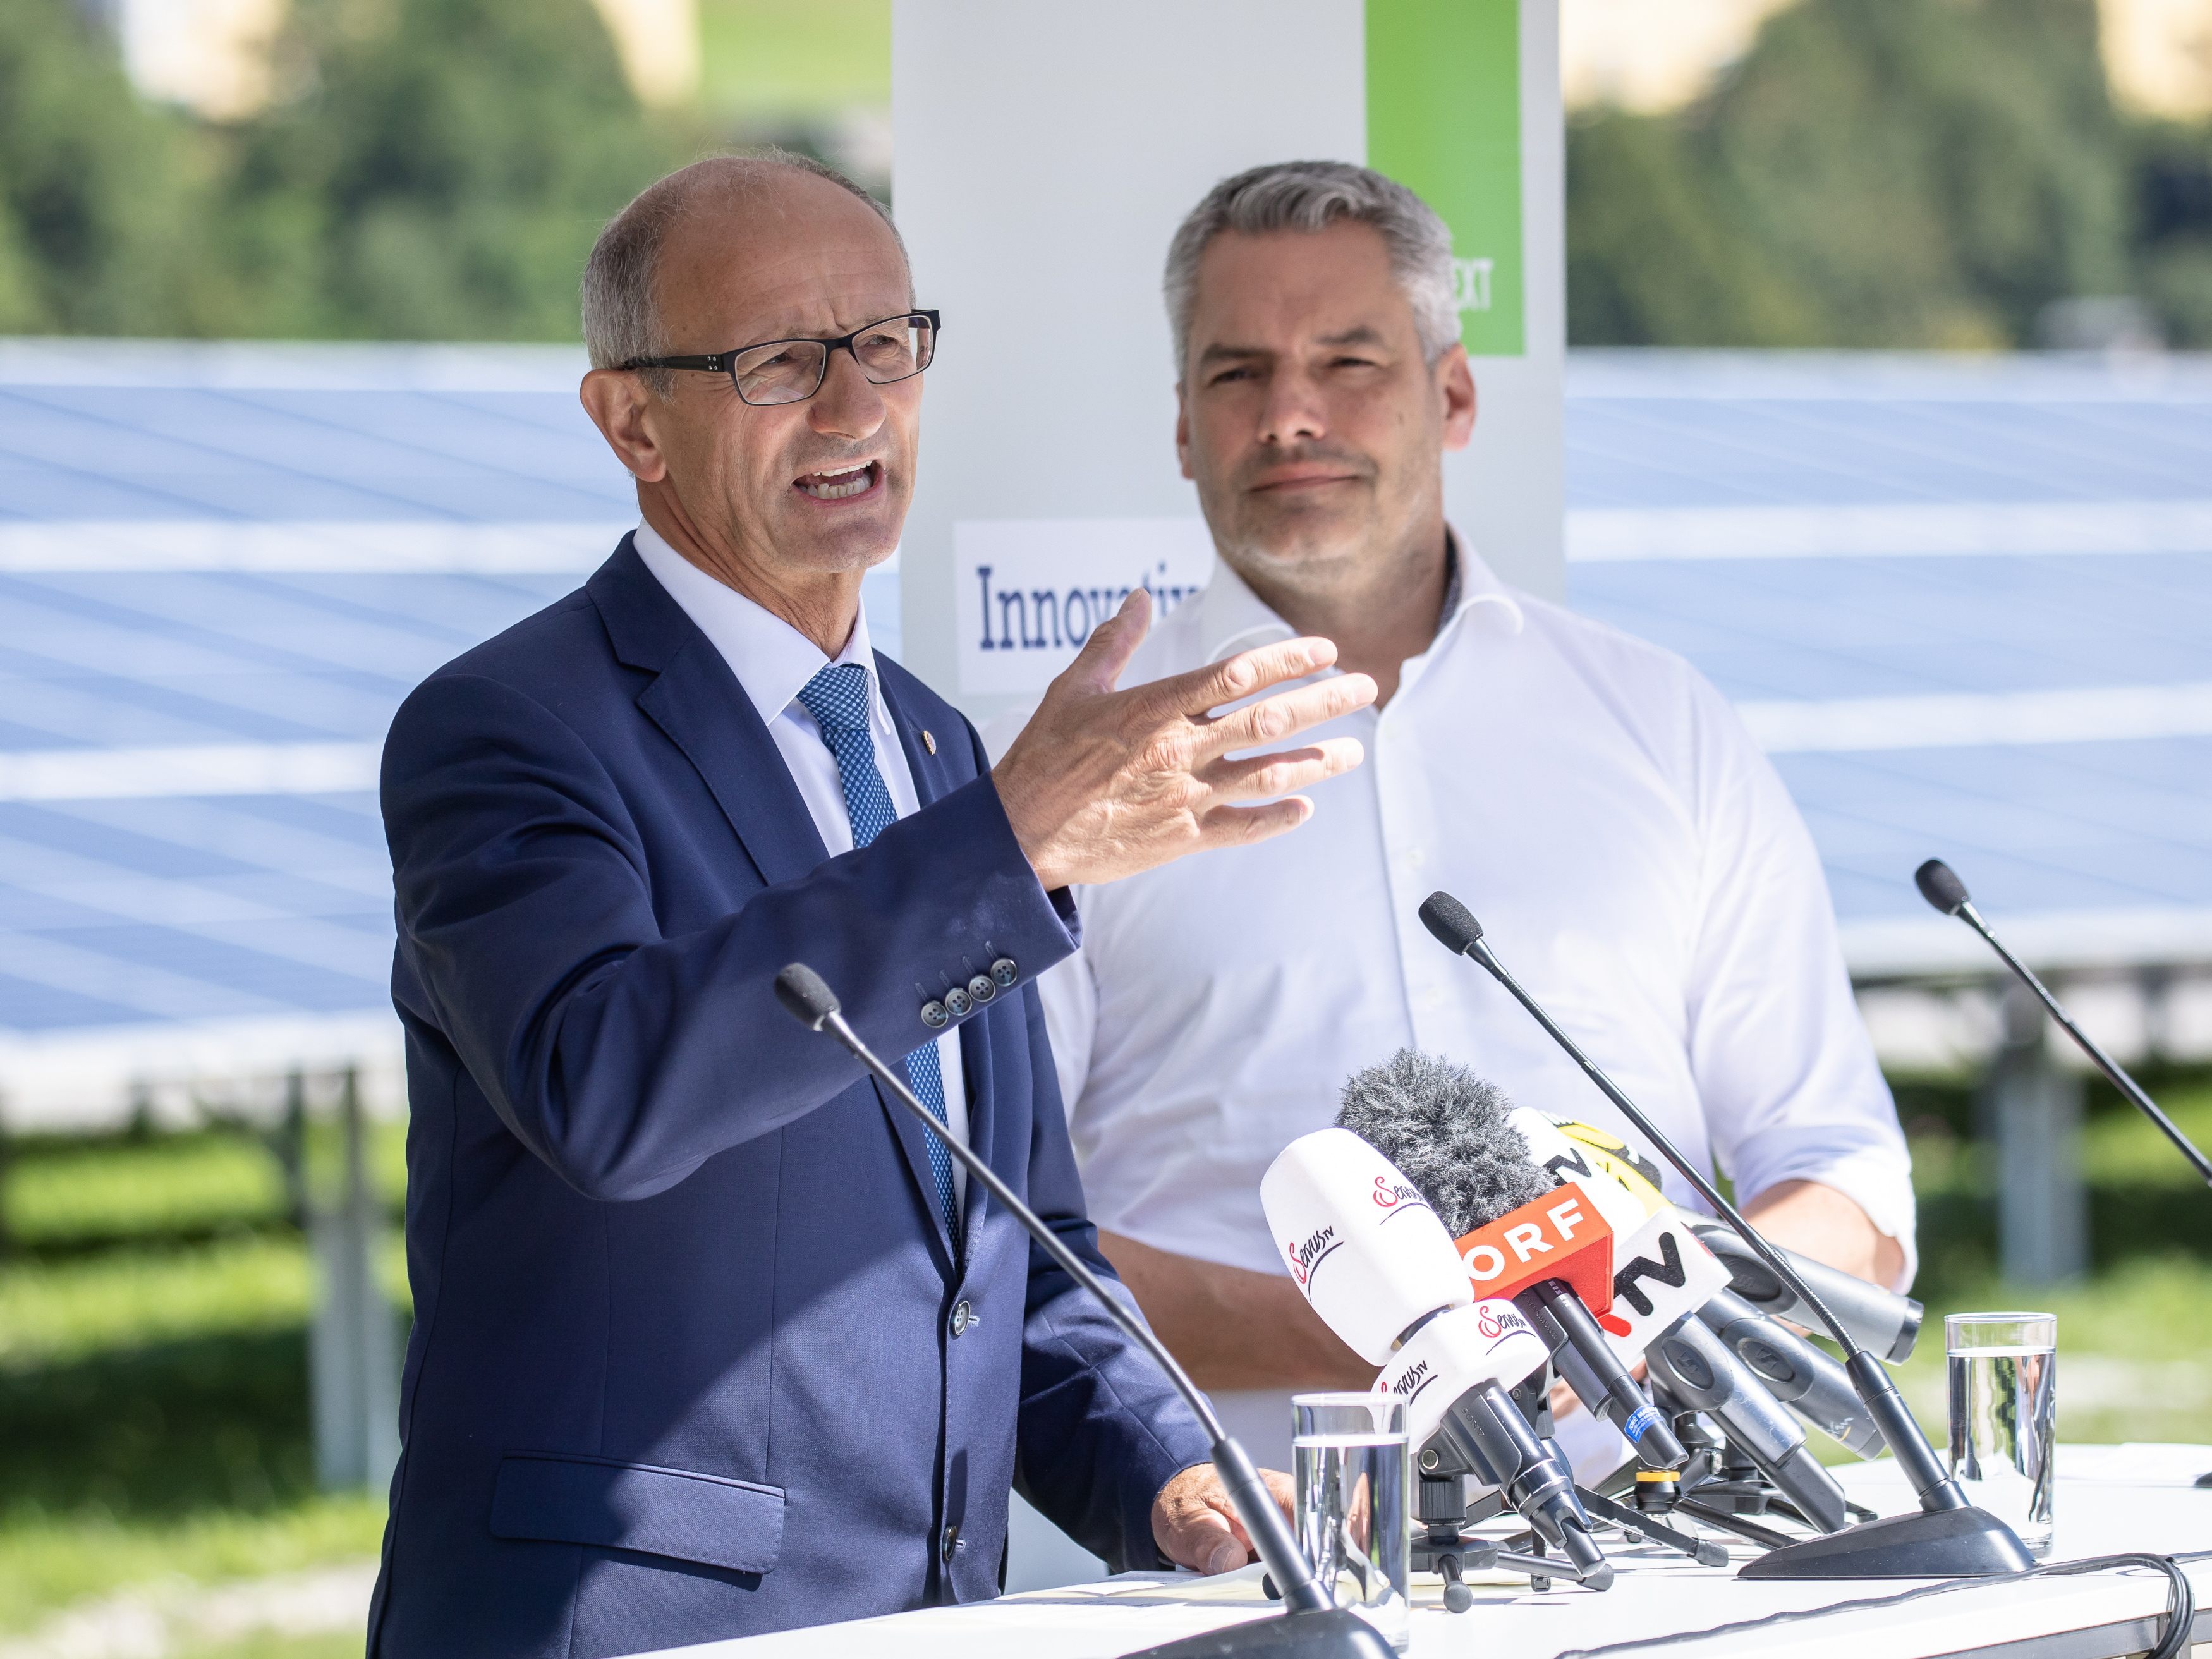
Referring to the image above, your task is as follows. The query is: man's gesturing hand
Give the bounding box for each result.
[992,588,1376,892]
[1152,1462,1297,1576]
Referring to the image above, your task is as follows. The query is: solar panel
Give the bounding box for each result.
[1562,352,2212,980]
[0,343,2205,1121]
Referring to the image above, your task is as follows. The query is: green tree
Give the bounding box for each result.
[221,0,681,339]
[1569,0,2144,348]
[0,0,221,334]
[2136,123,2212,347]
[1566,109,1824,346]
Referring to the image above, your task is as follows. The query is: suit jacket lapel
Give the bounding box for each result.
[592,541,956,1269]
[594,537,827,887]
[636,648,829,887]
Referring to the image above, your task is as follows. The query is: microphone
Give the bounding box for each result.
[1414,894,2036,1579]
[1689,1222,1923,1363]
[1696,1290,1885,1461]
[1914,858,2212,1189]
[1523,1113,1882,1473]
[1261,1129,1613,1589]
[1349,1066,1856,1523]
[1641,1315,1848,1532]
[1540,1110,1920,1371]
[1334,1052,1686,1476]
[773,966,1392,1659]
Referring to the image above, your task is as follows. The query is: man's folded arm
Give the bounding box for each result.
[382,672,1077,1201]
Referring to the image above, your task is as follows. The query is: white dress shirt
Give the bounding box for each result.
[987,541,1911,1291]
[635,522,968,1204]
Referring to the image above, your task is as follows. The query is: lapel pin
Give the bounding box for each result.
[921,729,937,755]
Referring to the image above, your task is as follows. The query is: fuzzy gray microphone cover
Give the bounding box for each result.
[1335,1048,1557,1237]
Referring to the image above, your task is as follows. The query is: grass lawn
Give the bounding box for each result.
[1,1070,2208,1639]
[0,1124,406,1638]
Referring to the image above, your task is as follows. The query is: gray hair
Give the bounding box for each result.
[581,150,906,395]
[1162,160,1459,375]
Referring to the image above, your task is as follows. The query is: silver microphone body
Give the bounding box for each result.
[1643,1317,1849,1533]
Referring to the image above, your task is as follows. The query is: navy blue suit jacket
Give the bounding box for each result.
[369,537,1210,1657]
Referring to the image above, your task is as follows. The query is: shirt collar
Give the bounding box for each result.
[1192,525,1525,666]
[631,520,875,730]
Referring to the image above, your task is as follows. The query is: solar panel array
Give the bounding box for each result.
[1563,352,2212,977]
[1,341,2206,1120]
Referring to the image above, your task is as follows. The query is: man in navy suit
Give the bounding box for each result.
[369,153,1375,1656]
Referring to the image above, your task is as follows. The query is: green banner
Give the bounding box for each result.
[1366,0,1524,357]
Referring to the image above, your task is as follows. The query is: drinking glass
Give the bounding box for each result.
[1292,1392,1410,1651]
[1946,1311,2057,1557]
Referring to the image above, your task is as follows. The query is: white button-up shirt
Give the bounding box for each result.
[993,542,1911,1287]
[635,522,968,1204]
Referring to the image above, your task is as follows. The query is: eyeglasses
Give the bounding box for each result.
[624,310,939,406]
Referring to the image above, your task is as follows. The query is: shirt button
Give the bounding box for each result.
[966,973,996,1004]
[949,1299,973,1337]
[944,987,972,1018]
[990,957,1019,988]
[940,1523,961,1564]
[920,1000,949,1030]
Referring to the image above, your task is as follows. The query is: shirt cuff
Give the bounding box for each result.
[1739,1148,1920,1295]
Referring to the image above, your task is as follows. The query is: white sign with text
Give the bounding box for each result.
[954,517,1217,696]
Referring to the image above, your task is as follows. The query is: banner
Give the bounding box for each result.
[954,518,1215,696]
[894,0,1561,713]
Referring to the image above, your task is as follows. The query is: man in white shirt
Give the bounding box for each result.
[993,161,1914,1469]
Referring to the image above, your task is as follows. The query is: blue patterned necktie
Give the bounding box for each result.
[796,662,961,1247]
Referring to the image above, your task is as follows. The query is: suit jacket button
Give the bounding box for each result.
[990,957,1018,988]
[966,974,995,1004]
[949,1298,973,1337]
[920,1000,949,1029]
[940,1523,960,1564]
[944,987,972,1018]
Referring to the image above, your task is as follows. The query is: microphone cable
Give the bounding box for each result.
[1553,1548,2204,1659]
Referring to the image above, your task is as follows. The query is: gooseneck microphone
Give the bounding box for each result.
[1915,858,2212,1189]
[773,965,1392,1659]
[1413,895,2035,1579]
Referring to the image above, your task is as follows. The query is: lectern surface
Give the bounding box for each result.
[643,1447,2212,1659]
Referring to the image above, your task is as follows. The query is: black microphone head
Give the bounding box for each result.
[1418,890,1484,956]
[1914,858,1971,916]
[1335,1049,1555,1237]
[774,963,841,1029]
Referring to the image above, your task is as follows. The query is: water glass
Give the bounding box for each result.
[1946,1311,2057,1557]
[1292,1392,1410,1651]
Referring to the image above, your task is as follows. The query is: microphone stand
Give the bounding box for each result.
[1916,858,2212,1188]
[773,964,1392,1659]
[1415,894,2034,1579]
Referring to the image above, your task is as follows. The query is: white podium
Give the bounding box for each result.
[638,1447,2212,1659]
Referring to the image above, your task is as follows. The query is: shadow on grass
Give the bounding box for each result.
[0,1326,317,1520]
[4,1218,317,1264]
[1916,1184,2212,1303]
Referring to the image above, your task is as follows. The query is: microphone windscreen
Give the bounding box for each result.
[1418,891,1483,955]
[1337,1050,1555,1237]
[1914,858,1971,916]
[774,963,841,1028]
